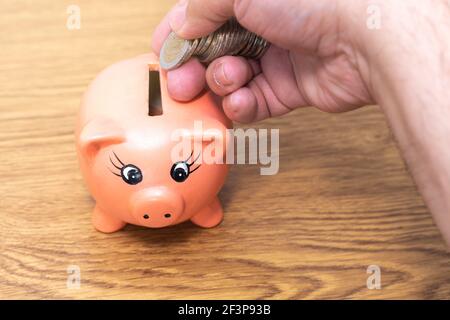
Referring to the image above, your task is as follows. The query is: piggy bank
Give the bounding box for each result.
[76,53,232,233]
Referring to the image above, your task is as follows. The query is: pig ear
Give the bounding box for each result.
[79,118,125,160]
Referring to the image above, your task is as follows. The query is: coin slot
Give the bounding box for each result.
[148,64,163,116]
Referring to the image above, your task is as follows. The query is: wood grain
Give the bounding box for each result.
[1,0,450,299]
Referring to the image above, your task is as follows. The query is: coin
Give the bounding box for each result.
[239,32,256,57]
[159,32,193,70]
[254,38,269,59]
[197,34,214,61]
[189,38,200,59]
[216,23,229,58]
[194,36,208,56]
[159,19,271,70]
[229,22,246,55]
[250,37,267,59]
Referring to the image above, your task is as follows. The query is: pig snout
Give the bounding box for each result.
[131,187,185,228]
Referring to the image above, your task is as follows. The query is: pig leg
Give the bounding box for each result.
[92,205,126,233]
[190,197,224,228]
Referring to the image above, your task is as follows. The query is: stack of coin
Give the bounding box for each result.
[160,19,270,70]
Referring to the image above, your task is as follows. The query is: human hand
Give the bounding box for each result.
[152,0,450,247]
[152,0,373,123]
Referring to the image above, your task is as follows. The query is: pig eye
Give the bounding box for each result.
[170,152,201,183]
[170,162,190,182]
[121,165,143,185]
[109,152,143,185]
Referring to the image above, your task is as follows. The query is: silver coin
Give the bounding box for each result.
[187,38,200,60]
[254,39,270,59]
[249,37,266,59]
[229,22,246,55]
[205,28,224,63]
[239,32,256,57]
[197,34,214,62]
[235,26,251,56]
[162,19,271,69]
[160,32,193,70]
[193,36,208,56]
[228,20,243,56]
[218,21,233,58]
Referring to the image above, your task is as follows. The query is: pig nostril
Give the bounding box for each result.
[164,213,171,219]
[143,214,149,219]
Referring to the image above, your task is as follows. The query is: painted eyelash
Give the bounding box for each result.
[113,151,125,166]
[109,152,124,177]
[109,151,201,178]
[189,164,201,173]
[185,150,201,173]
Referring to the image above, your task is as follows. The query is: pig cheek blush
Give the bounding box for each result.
[76,53,231,233]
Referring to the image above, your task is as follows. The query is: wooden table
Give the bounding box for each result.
[1,0,449,299]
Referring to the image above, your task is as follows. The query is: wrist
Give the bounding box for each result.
[352,0,450,245]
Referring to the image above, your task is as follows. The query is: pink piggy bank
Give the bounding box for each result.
[76,53,232,233]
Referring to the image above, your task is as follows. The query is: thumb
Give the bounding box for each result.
[169,0,234,39]
[169,0,340,51]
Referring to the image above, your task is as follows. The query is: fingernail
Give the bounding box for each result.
[213,63,233,87]
[169,0,188,32]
